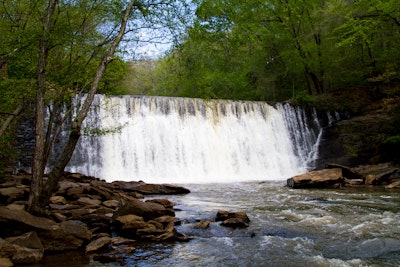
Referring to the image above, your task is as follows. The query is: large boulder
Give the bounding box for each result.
[287,168,344,189]
[77,197,102,207]
[37,220,91,252]
[58,220,92,241]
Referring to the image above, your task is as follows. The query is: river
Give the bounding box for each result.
[37,95,400,266]
[34,181,400,267]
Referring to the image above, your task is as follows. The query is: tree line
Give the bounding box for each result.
[129,0,399,102]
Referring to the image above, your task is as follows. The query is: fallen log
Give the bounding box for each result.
[287,168,344,189]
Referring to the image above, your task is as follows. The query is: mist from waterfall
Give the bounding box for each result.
[65,95,323,184]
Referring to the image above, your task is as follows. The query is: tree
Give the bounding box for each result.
[150,0,399,101]
[5,0,191,213]
[331,0,400,84]
[0,0,42,139]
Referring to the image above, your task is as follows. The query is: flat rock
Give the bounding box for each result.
[115,214,144,225]
[77,197,102,207]
[113,198,174,221]
[287,168,343,188]
[6,204,25,211]
[112,181,190,195]
[59,220,92,241]
[50,196,67,205]
[85,236,112,253]
[102,200,119,208]
[0,207,57,231]
[0,187,27,203]
[146,199,174,208]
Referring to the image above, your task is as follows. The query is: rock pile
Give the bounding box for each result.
[0,171,190,265]
[287,162,400,189]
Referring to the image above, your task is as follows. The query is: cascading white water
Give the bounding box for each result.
[65,95,323,183]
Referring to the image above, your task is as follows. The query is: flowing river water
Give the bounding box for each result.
[34,181,400,267]
[34,95,399,266]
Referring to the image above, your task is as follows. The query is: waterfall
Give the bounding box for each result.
[64,95,323,183]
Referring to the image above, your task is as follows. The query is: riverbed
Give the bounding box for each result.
[33,181,400,267]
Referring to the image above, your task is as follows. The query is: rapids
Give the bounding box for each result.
[36,182,400,267]
[40,95,400,266]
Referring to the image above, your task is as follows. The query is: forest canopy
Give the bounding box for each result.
[127,0,400,102]
[2,0,399,104]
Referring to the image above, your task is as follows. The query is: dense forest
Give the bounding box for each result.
[127,0,400,102]
[0,0,399,209]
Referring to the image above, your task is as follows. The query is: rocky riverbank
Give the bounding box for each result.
[0,171,193,266]
[287,162,400,189]
[316,86,400,167]
[0,170,252,266]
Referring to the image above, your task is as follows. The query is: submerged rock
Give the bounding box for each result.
[216,210,250,228]
[196,220,211,229]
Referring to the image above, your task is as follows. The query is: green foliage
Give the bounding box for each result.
[83,122,128,136]
[98,57,130,95]
[384,135,400,145]
[135,0,400,102]
[289,91,316,108]
[0,0,191,178]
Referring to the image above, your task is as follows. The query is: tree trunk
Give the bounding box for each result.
[27,0,58,214]
[38,0,137,208]
[0,104,24,137]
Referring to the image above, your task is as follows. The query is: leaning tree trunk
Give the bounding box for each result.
[27,0,58,214]
[0,104,23,138]
[37,0,136,209]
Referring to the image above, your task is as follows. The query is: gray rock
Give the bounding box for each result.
[77,197,102,207]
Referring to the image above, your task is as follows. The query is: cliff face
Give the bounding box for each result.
[317,87,400,168]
